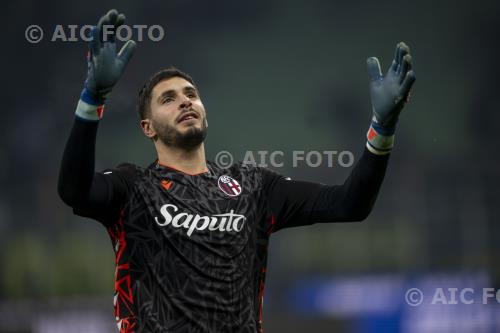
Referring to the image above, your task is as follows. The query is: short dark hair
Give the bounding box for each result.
[137,67,196,120]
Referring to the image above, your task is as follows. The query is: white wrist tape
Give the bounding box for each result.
[75,99,104,121]
[366,124,394,155]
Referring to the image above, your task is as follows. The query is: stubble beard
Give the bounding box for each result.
[153,117,208,151]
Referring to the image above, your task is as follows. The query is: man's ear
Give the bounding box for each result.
[140,119,156,139]
[204,117,208,128]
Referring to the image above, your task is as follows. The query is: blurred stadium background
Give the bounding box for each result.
[3,0,500,332]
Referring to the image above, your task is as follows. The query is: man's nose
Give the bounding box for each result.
[179,95,192,109]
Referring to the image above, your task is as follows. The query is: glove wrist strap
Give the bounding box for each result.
[75,88,105,121]
[366,119,395,155]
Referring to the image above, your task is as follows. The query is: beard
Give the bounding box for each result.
[153,117,208,151]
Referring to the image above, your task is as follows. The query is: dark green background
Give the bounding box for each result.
[3,0,499,331]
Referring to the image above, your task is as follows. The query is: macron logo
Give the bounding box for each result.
[154,204,246,237]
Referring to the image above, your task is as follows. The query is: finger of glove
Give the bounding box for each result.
[97,10,115,41]
[396,42,410,73]
[107,10,119,43]
[399,70,416,97]
[115,13,126,28]
[98,9,118,43]
[390,43,401,71]
[399,54,412,82]
[367,57,383,81]
[89,26,102,56]
[110,13,126,44]
[390,42,408,71]
[105,9,118,25]
[118,40,137,67]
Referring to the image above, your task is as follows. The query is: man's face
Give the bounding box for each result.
[147,77,207,150]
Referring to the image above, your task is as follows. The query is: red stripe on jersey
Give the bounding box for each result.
[258,266,267,333]
[267,214,277,235]
[107,209,136,333]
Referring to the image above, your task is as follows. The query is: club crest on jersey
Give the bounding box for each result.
[218,175,242,197]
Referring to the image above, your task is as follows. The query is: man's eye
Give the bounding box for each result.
[163,97,174,103]
[187,93,197,99]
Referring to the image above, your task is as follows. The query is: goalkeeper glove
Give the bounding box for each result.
[366,42,416,154]
[76,9,136,121]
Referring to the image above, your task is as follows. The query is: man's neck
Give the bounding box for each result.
[155,142,208,175]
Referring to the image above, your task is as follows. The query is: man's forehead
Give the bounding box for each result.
[153,77,195,96]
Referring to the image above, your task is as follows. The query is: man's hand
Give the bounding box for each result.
[367,42,416,133]
[84,9,136,104]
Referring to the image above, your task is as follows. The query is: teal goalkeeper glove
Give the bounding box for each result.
[77,9,136,120]
[365,42,416,155]
[367,42,416,134]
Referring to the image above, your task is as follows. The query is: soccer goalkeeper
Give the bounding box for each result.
[58,9,415,333]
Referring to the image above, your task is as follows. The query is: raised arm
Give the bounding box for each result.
[312,42,416,221]
[265,42,416,231]
[58,9,136,212]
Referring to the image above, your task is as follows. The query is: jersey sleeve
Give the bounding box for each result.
[259,167,324,232]
[73,162,138,226]
[259,147,390,232]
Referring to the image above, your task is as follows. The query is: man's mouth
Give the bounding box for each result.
[177,111,199,124]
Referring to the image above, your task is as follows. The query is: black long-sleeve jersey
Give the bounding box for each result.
[58,118,390,333]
